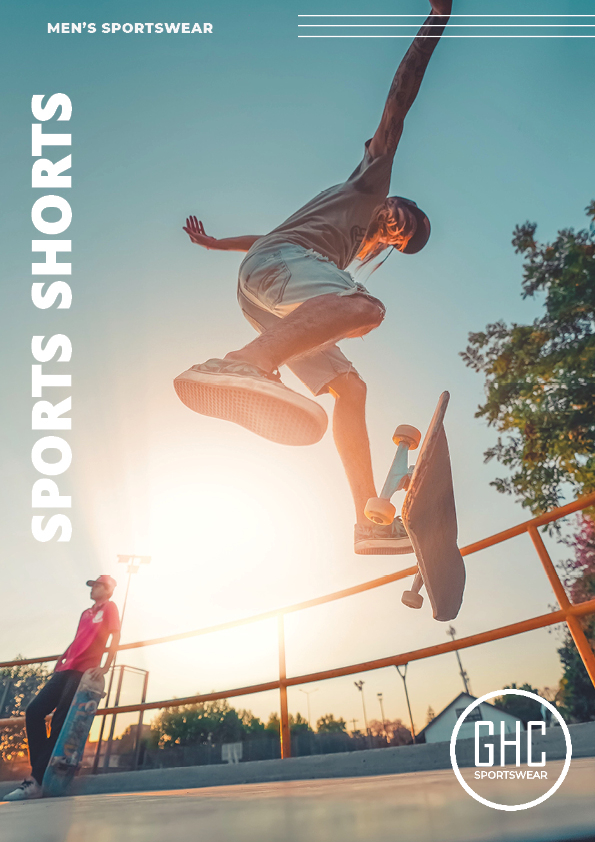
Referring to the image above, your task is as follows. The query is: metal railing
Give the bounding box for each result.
[2,492,595,760]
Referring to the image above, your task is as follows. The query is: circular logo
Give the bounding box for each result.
[449,689,572,811]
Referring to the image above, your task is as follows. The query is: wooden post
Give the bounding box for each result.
[528,525,595,687]
[278,615,291,758]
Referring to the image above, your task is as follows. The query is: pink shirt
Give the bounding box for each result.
[55,600,120,674]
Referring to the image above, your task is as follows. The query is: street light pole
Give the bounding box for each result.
[298,687,318,729]
[447,625,471,695]
[395,664,416,742]
[92,554,151,773]
[377,692,387,740]
[354,680,369,737]
[118,555,152,628]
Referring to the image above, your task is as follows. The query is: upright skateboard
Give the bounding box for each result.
[365,392,465,621]
[42,670,105,797]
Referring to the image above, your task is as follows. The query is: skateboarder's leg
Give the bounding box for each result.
[174,245,385,445]
[27,670,82,784]
[237,295,376,515]
[315,368,412,554]
[26,672,66,783]
[327,372,376,524]
[226,292,384,374]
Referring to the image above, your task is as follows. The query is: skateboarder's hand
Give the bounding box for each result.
[430,0,452,15]
[88,667,108,681]
[183,216,219,249]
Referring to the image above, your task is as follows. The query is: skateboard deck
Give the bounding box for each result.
[42,670,105,797]
[401,392,465,621]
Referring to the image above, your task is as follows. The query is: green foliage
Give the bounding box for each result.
[316,713,347,734]
[557,624,595,723]
[462,202,595,719]
[557,517,595,722]
[149,699,266,748]
[461,201,595,518]
[493,683,543,725]
[289,711,311,735]
[0,659,49,762]
[265,711,312,736]
[561,516,595,602]
[265,712,280,735]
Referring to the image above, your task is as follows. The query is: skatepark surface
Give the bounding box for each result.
[1,758,594,842]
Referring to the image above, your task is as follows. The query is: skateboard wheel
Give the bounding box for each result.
[402,589,424,610]
[364,497,396,526]
[392,425,421,450]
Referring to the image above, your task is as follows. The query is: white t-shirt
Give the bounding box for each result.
[247,141,393,270]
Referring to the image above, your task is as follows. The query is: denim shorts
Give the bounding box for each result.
[237,243,382,395]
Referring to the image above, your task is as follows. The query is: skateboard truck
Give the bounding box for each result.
[364,424,421,526]
[365,423,426,610]
[401,572,424,610]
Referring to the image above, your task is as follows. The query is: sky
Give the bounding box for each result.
[1,0,594,739]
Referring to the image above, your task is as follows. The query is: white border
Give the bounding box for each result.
[449,689,572,811]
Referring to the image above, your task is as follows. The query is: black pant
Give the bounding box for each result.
[26,670,83,784]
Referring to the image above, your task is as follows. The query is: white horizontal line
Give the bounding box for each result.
[298,24,595,27]
[298,34,595,38]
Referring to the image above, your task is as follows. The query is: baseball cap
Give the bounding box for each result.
[86,574,117,593]
[392,196,431,255]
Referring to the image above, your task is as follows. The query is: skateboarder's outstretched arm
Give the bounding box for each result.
[368,0,452,160]
[183,216,262,252]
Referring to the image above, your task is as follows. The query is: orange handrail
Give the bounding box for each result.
[2,492,594,759]
[3,490,594,671]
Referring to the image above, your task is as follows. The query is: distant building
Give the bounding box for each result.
[416,692,525,744]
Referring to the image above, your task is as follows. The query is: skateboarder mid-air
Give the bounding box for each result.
[175,1,452,555]
[4,576,120,801]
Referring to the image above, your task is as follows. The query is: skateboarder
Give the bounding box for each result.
[4,575,120,801]
[175,1,452,555]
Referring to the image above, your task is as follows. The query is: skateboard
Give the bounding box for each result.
[365,392,465,621]
[42,670,105,797]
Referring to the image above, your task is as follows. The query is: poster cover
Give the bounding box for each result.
[1,0,594,839]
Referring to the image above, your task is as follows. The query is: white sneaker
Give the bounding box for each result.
[3,777,43,801]
[354,516,414,555]
[173,358,328,446]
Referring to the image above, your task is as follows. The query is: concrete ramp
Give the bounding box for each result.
[1,759,594,842]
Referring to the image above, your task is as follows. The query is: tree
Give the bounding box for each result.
[426,706,436,725]
[462,203,595,721]
[239,709,267,739]
[265,711,311,737]
[150,698,265,748]
[493,683,543,726]
[290,712,311,735]
[561,516,595,602]
[556,516,595,722]
[0,660,49,764]
[369,718,412,745]
[558,629,595,722]
[264,712,280,737]
[368,719,387,739]
[316,713,347,734]
[461,201,595,518]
